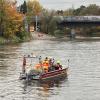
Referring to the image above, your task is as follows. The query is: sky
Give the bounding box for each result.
[17,0,100,10]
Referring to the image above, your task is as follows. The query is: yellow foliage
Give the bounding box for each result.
[2,0,23,38]
[27,0,42,15]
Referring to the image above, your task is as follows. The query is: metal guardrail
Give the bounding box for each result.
[29,16,100,22]
[62,16,100,22]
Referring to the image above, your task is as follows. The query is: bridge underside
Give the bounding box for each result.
[57,20,100,37]
[58,21,100,28]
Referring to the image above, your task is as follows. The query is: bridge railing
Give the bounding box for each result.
[63,16,100,22]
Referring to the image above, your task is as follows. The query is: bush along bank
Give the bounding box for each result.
[0,31,32,45]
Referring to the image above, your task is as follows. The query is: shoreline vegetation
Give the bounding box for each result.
[0,35,30,45]
[0,29,100,45]
[0,32,32,45]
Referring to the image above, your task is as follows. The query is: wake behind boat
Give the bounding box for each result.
[19,55,69,81]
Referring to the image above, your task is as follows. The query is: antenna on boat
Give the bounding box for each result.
[68,59,70,68]
[22,55,26,74]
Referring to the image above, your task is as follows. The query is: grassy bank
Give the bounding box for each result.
[0,31,32,45]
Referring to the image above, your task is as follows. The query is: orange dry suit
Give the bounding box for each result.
[34,63,42,70]
[43,61,49,72]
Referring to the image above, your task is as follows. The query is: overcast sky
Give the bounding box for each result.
[17,0,100,10]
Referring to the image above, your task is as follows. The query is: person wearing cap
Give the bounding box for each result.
[55,61,62,70]
[45,57,48,61]
[39,56,42,63]
[22,55,26,73]
[48,58,55,71]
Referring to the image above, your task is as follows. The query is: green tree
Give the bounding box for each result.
[40,9,61,34]
[73,4,100,15]
[85,4,100,15]
[73,5,86,15]
[20,1,27,14]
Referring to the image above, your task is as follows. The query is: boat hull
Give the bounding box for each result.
[20,68,68,81]
[39,68,68,81]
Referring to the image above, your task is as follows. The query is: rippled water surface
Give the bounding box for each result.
[0,38,100,100]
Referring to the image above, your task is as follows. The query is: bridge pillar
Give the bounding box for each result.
[70,28,76,39]
[35,15,38,31]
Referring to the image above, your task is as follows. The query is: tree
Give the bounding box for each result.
[64,8,74,16]
[85,4,100,15]
[0,0,6,36]
[40,9,58,34]
[57,10,63,15]
[73,5,86,15]
[25,0,42,31]
[73,4,100,15]
[0,0,23,38]
[27,0,42,16]
[20,1,27,14]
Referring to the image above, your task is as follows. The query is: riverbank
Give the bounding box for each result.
[0,36,30,45]
[0,32,32,45]
[32,31,100,41]
[32,31,56,40]
[1,31,100,45]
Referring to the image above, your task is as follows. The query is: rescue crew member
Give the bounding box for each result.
[43,60,49,73]
[22,55,26,73]
[55,61,62,70]
[39,56,42,63]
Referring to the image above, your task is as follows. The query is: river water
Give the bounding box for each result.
[0,36,100,100]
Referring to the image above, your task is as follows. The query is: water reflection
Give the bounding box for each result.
[21,77,68,100]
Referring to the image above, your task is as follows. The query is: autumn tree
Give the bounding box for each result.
[23,0,42,31]
[0,0,23,38]
[0,0,6,36]
[26,0,42,22]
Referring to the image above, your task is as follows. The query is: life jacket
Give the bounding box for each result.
[42,61,49,72]
[34,64,41,69]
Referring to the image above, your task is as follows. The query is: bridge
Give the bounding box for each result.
[57,16,100,27]
[30,16,100,28]
[56,16,100,38]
